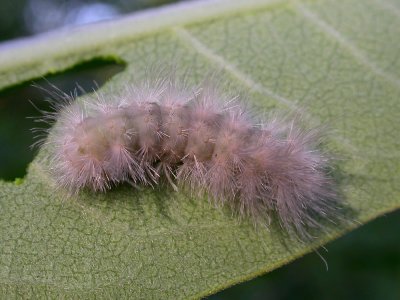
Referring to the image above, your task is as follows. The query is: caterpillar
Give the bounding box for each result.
[38,74,339,238]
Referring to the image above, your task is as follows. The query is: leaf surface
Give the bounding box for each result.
[0,0,399,298]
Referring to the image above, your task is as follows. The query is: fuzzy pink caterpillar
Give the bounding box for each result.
[44,77,339,238]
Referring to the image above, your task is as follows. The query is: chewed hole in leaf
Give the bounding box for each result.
[0,56,126,181]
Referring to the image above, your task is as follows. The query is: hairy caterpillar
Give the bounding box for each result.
[38,74,339,238]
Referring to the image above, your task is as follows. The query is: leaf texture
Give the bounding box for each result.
[0,0,399,298]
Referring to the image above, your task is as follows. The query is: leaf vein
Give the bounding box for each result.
[373,0,400,19]
[296,3,400,88]
[173,27,300,111]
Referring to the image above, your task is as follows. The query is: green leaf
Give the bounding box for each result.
[1,0,399,298]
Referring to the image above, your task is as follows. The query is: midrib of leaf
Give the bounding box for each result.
[0,0,285,86]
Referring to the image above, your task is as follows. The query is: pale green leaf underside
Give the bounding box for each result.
[1,0,399,298]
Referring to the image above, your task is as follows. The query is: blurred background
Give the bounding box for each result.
[0,1,399,299]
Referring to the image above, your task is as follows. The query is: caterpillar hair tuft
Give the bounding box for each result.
[38,72,341,239]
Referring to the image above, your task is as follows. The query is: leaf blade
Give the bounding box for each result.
[1,0,399,298]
